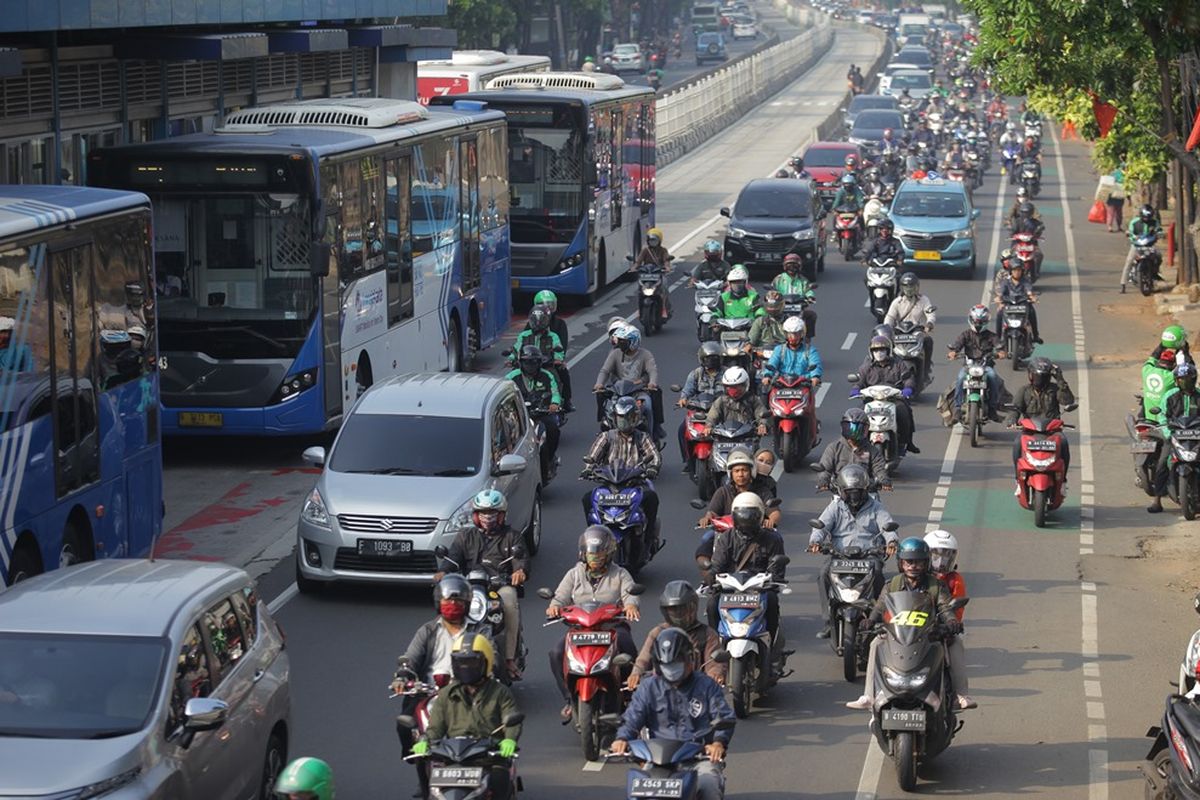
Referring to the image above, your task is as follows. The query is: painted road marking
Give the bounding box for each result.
[842,331,857,350]
[816,382,830,407]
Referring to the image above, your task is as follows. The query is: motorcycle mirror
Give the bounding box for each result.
[766,497,782,509]
[502,712,525,727]
[628,583,646,596]
[883,521,900,532]
[501,349,512,358]
[536,587,554,600]
[808,462,823,472]
[396,715,417,731]
[612,653,634,667]
[598,713,624,727]
[625,254,635,262]
[948,597,970,611]
[711,649,731,664]
[847,372,861,383]
[713,718,737,731]
[1064,403,1079,412]
[1193,592,1200,615]
[810,518,826,530]
[670,384,682,392]
[927,305,937,312]
[697,557,713,570]
[690,498,707,510]
[770,554,791,568]
[434,545,449,557]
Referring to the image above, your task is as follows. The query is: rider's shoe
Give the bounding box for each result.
[846,695,872,710]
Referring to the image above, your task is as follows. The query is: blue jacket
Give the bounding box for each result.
[617,672,736,746]
[762,343,823,380]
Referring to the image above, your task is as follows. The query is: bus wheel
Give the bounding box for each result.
[464,316,480,372]
[447,319,464,372]
[7,538,41,584]
[355,356,373,398]
[59,519,92,570]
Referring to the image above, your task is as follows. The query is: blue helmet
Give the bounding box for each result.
[615,325,641,353]
[703,239,722,255]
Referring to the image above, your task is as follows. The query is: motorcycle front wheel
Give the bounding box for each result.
[640,303,657,335]
[842,627,858,682]
[696,459,715,501]
[1140,266,1154,297]
[1182,475,1196,521]
[781,429,796,473]
[895,731,917,791]
[1033,488,1048,528]
[967,401,980,448]
[728,653,756,719]
[577,695,601,762]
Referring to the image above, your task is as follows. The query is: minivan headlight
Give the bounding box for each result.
[953,227,973,239]
[447,496,476,534]
[300,488,330,528]
[793,229,815,240]
[727,227,748,239]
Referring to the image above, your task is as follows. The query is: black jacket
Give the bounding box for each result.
[439,525,528,576]
[1007,380,1075,425]
[711,529,786,580]
[706,477,778,517]
[861,236,905,264]
[947,328,1000,361]
[855,356,916,393]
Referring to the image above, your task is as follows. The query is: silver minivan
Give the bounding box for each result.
[295,373,544,590]
[0,559,290,799]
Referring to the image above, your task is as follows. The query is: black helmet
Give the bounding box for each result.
[1018,201,1035,218]
[775,169,791,179]
[651,626,695,686]
[613,395,641,433]
[837,463,871,511]
[790,155,804,170]
[1028,356,1054,389]
[841,407,868,443]
[899,271,919,298]
[529,305,551,332]
[1140,204,1155,223]
[1176,362,1198,393]
[518,344,544,378]
[763,290,785,317]
[879,219,894,236]
[659,580,700,628]
[698,341,722,371]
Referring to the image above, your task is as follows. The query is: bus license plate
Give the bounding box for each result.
[631,778,684,798]
[357,538,414,557]
[429,767,483,787]
[881,708,926,730]
[178,412,224,427]
[913,250,941,261]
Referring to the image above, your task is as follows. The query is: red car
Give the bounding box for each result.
[802,141,870,208]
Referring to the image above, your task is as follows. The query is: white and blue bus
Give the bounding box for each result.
[0,186,162,586]
[435,73,656,299]
[89,98,513,436]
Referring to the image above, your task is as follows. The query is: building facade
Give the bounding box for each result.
[0,0,454,185]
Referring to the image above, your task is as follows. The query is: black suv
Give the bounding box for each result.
[721,179,827,276]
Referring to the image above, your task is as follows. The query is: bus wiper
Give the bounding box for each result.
[202,326,290,352]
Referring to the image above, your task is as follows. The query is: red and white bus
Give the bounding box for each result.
[417,51,552,105]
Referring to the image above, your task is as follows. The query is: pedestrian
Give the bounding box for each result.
[1105,165,1126,233]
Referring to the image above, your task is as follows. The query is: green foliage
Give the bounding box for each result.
[446,0,517,49]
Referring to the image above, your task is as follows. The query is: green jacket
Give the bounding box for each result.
[514,329,564,362]
[505,367,562,406]
[771,272,815,298]
[748,315,785,348]
[422,678,522,744]
[714,289,763,320]
[1142,359,1175,424]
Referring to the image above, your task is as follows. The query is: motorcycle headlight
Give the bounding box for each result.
[1179,449,1199,462]
[300,488,330,528]
[835,586,861,603]
[726,621,751,638]
[793,228,815,240]
[952,227,973,239]
[882,665,930,690]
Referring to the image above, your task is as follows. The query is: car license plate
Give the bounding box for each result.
[831,558,872,573]
[178,411,224,428]
[881,708,927,731]
[913,250,942,260]
[1175,429,1200,440]
[720,593,760,607]
[1130,440,1158,453]
[763,252,782,262]
[429,767,484,787]
[631,777,685,798]
[569,631,613,646]
[356,538,414,557]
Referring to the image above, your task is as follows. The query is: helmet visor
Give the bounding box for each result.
[451,652,487,685]
[930,548,956,572]
[663,605,696,628]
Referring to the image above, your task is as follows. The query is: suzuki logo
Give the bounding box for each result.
[379,518,394,531]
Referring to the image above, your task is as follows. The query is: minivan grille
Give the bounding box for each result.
[336,515,438,534]
[901,234,954,251]
[333,549,438,574]
[742,234,795,253]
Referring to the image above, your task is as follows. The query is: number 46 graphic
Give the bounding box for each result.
[892,610,929,627]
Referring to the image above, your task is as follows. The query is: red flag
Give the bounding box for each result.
[1187,106,1200,151]
[1092,95,1118,138]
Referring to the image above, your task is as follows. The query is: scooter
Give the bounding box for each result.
[537,587,638,761]
[865,257,899,323]
[693,280,724,341]
[1001,144,1019,178]
[1010,231,1042,283]
[1133,232,1162,297]
[1014,414,1073,527]
[434,548,527,683]
[766,375,819,472]
[523,393,562,486]
[708,556,792,718]
[1157,412,1200,520]
[849,379,905,473]
[582,464,662,575]
[868,592,969,792]
[863,196,887,243]
[890,319,933,395]
[1175,592,1200,696]
[708,420,761,478]
[834,208,863,261]
[999,299,1035,371]
[604,719,737,800]
[673,390,718,499]
[598,379,658,440]
[712,317,753,364]
[1126,409,1161,498]
[400,713,525,800]
[1019,159,1041,198]
[629,254,674,335]
[1144,693,1200,799]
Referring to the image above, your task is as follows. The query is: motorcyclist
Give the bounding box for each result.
[692,239,732,284]
[947,304,1006,422]
[582,396,661,537]
[411,634,522,798]
[706,366,769,438]
[634,227,673,319]
[513,305,565,366]
[546,526,641,719]
[814,408,891,491]
[993,262,1042,344]
[913,119,936,150]
[808,464,899,639]
[435,489,527,680]
[761,316,823,393]
[1142,344,1180,425]
[1008,356,1075,472]
[707,492,788,668]
[712,265,762,320]
[748,291,789,349]
[1010,201,1046,276]
[612,628,736,800]
[853,335,921,454]
[999,120,1020,152]
[1121,204,1164,292]
[1147,361,1200,513]
[1020,101,1042,128]
[595,325,663,440]
[789,155,811,179]
[1005,186,1039,231]
[678,342,724,471]
[628,581,726,689]
[831,173,866,216]
[846,538,967,711]
[859,219,904,264]
[768,254,818,331]
[273,757,334,800]
[532,290,572,410]
[506,345,562,477]
[879,128,900,158]
[1018,136,1041,173]
[941,140,967,172]
[922,530,975,708]
[697,449,782,564]
[884,271,937,372]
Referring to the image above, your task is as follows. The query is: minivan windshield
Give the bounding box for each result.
[853,111,903,131]
[892,190,968,218]
[735,186,811,218]
[0,634,167,739]
[890,72,932,91]
[848,96,897,114]
[331,414,484,476]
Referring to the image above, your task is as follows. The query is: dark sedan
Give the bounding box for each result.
[842,93,899,134]
[721,179,827,276]
[848,109,906,152]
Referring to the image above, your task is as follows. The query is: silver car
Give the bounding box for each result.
[295,373,544,589]
[0,559,290,799]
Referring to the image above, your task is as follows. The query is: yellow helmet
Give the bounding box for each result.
[450,632,495,684]
[647,227,664,245]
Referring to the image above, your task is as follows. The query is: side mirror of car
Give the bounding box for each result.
[810,518,826,530]
[536,587,554,601]
[309,241,332,277]
[183,697,229,733]
[847,372,861,383]
[495,454,527,476]
[719,206,731,218]
[628,583,646,596]
[884,521,900,532]
[690,498,707,510]
[970,208,981,220]
[301,446,326,467]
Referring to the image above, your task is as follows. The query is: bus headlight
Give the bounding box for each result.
[556,253,584,272]
[273,368,318,404]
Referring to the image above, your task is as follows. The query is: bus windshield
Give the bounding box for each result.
[505,106,587,244]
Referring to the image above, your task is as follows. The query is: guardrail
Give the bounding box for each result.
[656,9,833,165]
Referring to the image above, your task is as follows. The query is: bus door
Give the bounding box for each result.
[609,108,624,230]
[458,138,481,294]
[48,241,100,498]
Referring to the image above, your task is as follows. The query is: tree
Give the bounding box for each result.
[444,0,518,49]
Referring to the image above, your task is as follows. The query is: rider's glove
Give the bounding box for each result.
[945,619,964,636]
[850,388,862,398]
[499,738,518,758]
[901,387,913,399]
[412,740,429,756]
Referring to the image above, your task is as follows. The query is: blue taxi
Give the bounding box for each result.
[887,177,980,272]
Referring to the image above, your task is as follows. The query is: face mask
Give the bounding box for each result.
[756,458,774,476]
[726,386,744,399]
[440,600,466,623]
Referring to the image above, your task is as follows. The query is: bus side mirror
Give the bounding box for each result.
[310,242,331,278]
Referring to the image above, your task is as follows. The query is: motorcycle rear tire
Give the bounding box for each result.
[842,628,858,683]
[1140,267,1154,297]
[1182,477,1195,521]
[729,654,755,719]
[968,401,980,448]
[895,731,918,791]
[577,696,601,762]
[1033,488,1048,528]
[641,304,657,336]
[696,459,715,502]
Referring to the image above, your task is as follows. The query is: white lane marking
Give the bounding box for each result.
[853,738,886,800]
[268,582,298,614]
[816,382,831,407]
[841,331,857,350]
[582,760,605,772]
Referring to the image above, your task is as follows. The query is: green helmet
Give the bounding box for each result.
[1162,325,1186,350]
[274,757,334,800]
[533,290,558,313]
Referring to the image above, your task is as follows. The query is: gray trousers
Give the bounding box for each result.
[695,760,726,800]
[498,586,520,661]
[1120,244,1139,285]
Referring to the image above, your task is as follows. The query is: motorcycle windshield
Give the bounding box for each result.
[712,421,755,439]
[881,590,940,651]
[592,464,647,486]
[430,737,494,763]
[609,378,646,397]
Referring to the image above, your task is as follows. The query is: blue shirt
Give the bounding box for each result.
[0,344,33,372]
[762,343,823,380]
[617,672,736,746]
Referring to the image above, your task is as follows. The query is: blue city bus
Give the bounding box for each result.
[0,186,162,586]
[434,73,656,299]
[89,98,512,436]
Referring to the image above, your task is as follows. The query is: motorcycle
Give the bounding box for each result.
[1176,593,1200,696]
[708,555,792,717]
[693,279,724,341]
[709,419,761,477]
[863,197,887,242]
[712,317,754,374]
[604,719,737,800]
[1144,694,1200,800]
[865,256,899,323]
[781,293,815,334]
[926,112,944,145]
[1014,414,1073,527]
[999,299,1034,371]
[672,389,718,499]
[766,375,819,472]
[1000,144,1019,177]
[1133,232,1162,297]
[868,592,969,791]
[957,355,996,448]
[1010,231,1041,283]
[1157,413,1200,520]
[523,393,562,485]
[1126,409,1161,498]
[849,379,905,473]
[1023,120,1042,143]
[434,548,527,682]
[400,713,525,800]
[628,254,674,335]
[537,587,639,761]
[583,464,662,575]
[834,208,863,261]
[890,319,933,395]
[1019,159,1041,197]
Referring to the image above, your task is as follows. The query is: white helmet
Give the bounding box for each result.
[730,491,766,536]
[721,366,750,399]
[727,265,749,283]
[725,448,755,477]
[924,529,959,572]
[782,316,806,337]
[0,316,14,332]
[607,316,628,337]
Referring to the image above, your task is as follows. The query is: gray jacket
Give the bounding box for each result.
[884,294,936,329]
[551,562,641,609]
[402,618,497,682]
[597,348,659,387]
[809,496,898,552]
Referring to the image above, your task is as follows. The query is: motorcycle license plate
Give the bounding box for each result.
[568,631,613,646]
[356,538,413,557]
[631,778,685,798]
[597,493,634,506]
[773,389,807,399]
[1175,429,1200,440]
[1130,440,1158,454]
[720,593,760,607]
[1026,440,1058,452]
[893,335,917,345]
[881,708,927,731]
[914,250,941,261]
[430,767,485,787]
[831,559,872,574]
